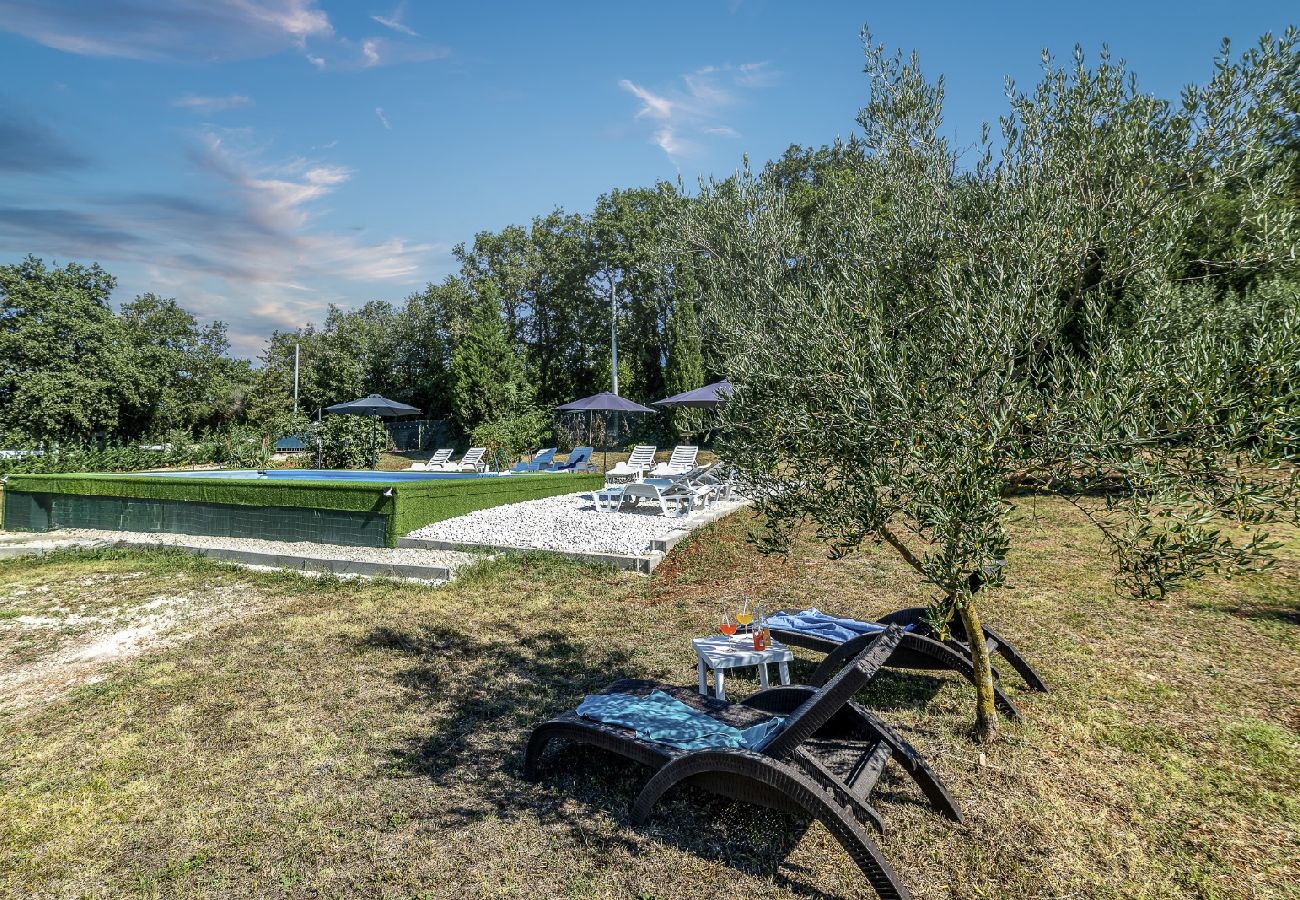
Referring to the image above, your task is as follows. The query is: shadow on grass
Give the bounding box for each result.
[358,622,856,898]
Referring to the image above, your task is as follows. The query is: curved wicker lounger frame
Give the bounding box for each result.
[771,626,1025,720]
[523,628,961,900]
[877,606,1049,693]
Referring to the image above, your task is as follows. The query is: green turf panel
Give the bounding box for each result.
[5,474,394,516]
[2,472,602,548]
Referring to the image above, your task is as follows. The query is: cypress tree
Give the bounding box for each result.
[663,296,705,439]
[449,291,531,432]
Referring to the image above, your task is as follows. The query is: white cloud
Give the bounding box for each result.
[0,0,448,73]
[619,80,674,121]
[0,0,332,61]
[375,107,390,130]
[372,2,418,36]
[619,62,775,163]
[173,93,254,113]
[0,129,438,356]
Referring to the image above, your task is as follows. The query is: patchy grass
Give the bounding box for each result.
[0,498,1296,898]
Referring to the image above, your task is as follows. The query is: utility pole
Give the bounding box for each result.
[609,275,619,396]
[292,343,300,414]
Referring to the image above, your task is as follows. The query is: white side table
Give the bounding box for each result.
[692,634,794,701]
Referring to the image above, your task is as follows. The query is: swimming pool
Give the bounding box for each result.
[140,468,499,483]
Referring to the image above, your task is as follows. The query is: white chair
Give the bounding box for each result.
[408,448,454,471]
[604,445,656,483]
[433,447,487,472]
[648,445,698,477]
[622,464,716,516]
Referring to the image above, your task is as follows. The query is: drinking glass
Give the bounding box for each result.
[719,607,738,637]
[735,596,754,635]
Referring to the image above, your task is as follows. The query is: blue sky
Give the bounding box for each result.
[1,1,1295,357]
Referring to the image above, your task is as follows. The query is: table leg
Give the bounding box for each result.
[758,662,770,689]
[778,660,790,685]
[697,658,707,696]
[715,668,726,701]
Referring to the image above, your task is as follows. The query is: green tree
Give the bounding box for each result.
[118,293,246,437]
[450,290,533,431]
[690,30,1300,740]
[0,256,132,441]
[663,295,705,439]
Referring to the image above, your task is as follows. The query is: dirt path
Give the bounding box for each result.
[0,576,273,711]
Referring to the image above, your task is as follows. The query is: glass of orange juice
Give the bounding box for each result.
[719,606,738,637]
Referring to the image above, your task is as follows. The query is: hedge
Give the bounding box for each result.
[3,471,605,547]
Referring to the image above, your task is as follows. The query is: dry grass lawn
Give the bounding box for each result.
[0,497,1296,899]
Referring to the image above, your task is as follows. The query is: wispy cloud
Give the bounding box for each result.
[374,107,391,130]
[0,129,437,354]
[173,93,254,113]
[0,103,88,173]
[0,0,331,62]
[372,2,418,37]
[619,62,777,163]
[0,0,448,71]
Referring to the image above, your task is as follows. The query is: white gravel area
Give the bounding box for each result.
[406,489,748,557]
[4,528,476,571]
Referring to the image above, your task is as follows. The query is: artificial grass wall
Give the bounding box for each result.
[3,471,604,547]
[5,474,393,515]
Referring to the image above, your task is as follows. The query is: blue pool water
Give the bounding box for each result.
[138,469,502,483]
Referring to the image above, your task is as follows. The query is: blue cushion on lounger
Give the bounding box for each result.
[577,690,783,751]
[765,608,912,644]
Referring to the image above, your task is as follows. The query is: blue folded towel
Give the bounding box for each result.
[765,607,904,644]
[577,690,784,752]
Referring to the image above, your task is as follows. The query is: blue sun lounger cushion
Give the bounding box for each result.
[577,690,784,751]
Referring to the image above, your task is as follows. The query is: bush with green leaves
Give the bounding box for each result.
[312,416,385,470]
[469,407,551,467]
[688,30,1300,739]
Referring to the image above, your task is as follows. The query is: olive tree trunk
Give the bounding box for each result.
[956,598,999,742]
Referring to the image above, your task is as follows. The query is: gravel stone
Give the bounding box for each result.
[407,489,748,557]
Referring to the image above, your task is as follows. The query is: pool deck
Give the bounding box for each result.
[401,489,750,573]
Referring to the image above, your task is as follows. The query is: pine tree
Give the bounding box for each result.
[663,296,704,439]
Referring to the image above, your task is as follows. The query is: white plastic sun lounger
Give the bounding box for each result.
[432,447,487,472]
[605,445,657,481]
[408,448,455,471]
[648,445,698,477]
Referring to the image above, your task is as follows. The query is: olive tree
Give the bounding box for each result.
[687,31,1299,739]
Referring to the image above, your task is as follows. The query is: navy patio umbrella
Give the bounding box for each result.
[325,394,422,417]
[325,394,422,463]
[653,379,734,409]
[555,392,656,470]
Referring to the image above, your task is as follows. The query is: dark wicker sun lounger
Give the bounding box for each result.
[767,607,1047,723]
[524,627,960,900]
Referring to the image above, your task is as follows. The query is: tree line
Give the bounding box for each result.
[1,184,722,453]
